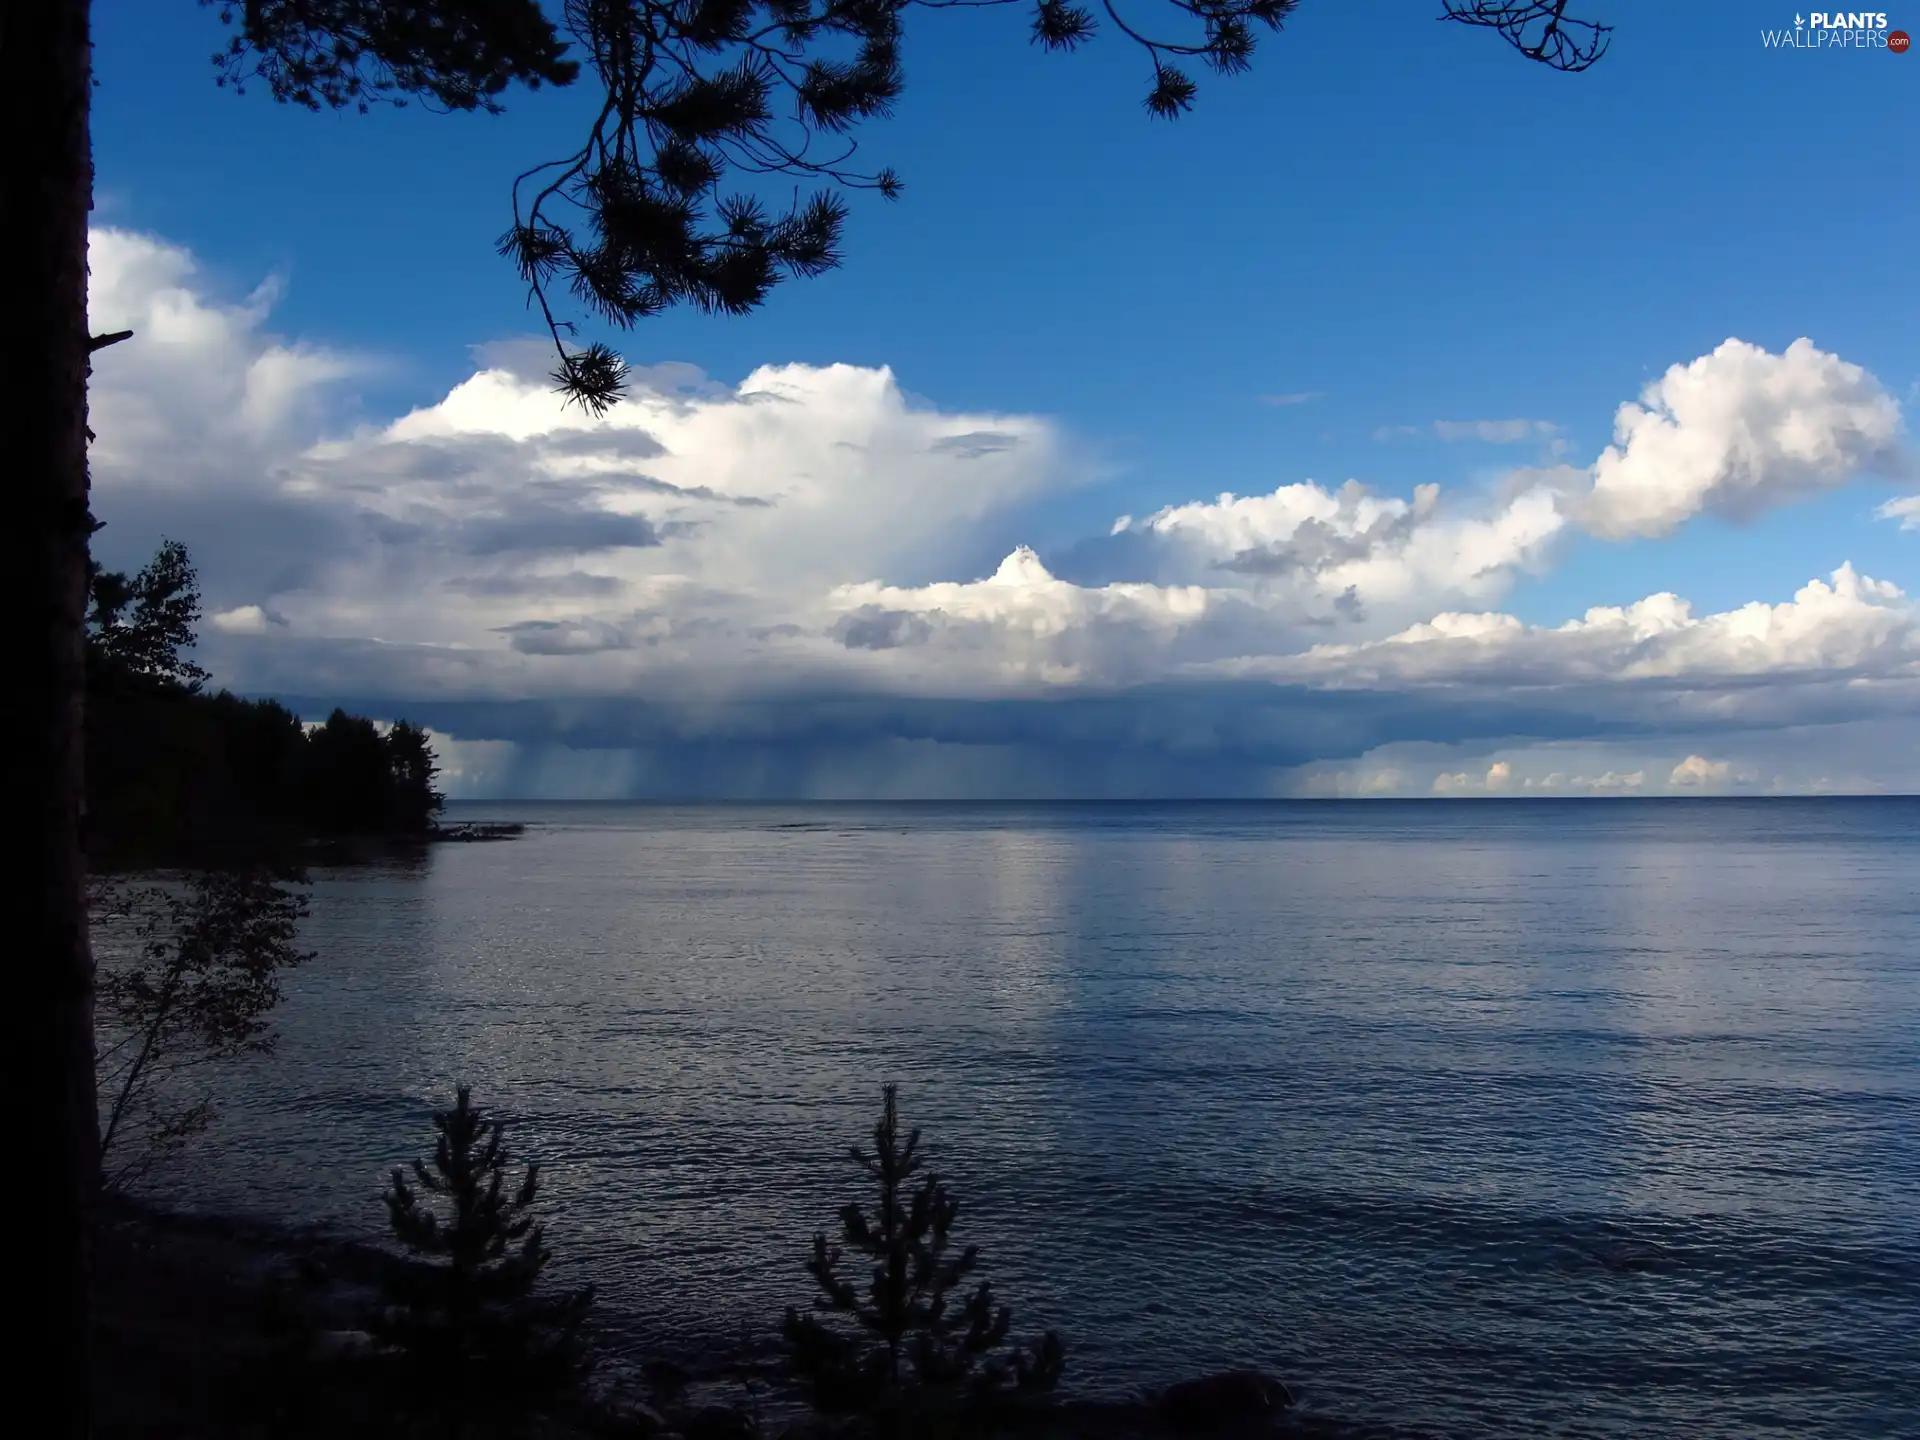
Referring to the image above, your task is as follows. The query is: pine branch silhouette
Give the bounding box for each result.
[205,2,1607,416]
[785,1085,1064,1429]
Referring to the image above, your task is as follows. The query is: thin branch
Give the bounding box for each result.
[1439,0,1612,71]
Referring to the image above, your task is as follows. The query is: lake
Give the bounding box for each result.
[167,799,1920,1438]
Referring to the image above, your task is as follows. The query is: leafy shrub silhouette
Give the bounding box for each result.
[93,866,311,1188]
[785,1085,1064,1431]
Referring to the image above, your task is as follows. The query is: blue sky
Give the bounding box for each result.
[84,1,1920,797]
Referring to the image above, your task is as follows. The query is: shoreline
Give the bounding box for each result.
[86,820,526,875]
[428,820,528,843]
[94,1195,1392,1439]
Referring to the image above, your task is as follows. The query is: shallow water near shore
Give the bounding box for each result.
[163,798,1920,1438]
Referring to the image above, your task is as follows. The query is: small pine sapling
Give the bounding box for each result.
[785,1085,1064,1429]
[371,1087,594,1412]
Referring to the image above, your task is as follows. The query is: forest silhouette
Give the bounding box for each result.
[86,541,445,866]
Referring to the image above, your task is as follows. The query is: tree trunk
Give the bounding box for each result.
[4,1,101,1434]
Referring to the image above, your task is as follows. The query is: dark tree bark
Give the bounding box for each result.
[4,1,102,1434]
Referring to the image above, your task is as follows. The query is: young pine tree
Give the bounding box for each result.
[785,1086,1064,1427]
[372,1088,593,1410]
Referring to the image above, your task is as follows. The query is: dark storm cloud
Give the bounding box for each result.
[363,514,431,546]
[243,681,1640,799]
[833,606,935,651]
[1218,509,1424,577]
[497,619,634,655]
[344,432,520,484]
[541,428,668,461]
[459,507,664,556]
[93,419,760,625]
[306,431,781,508]
[91,488,355,605]
[334,468,698,558]
[444,572,627,600]
[615,474,773,507]
[1046,527,1186,587]
[197,531,1920,798]
[930,431,1021,460]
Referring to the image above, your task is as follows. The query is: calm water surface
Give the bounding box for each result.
[175,800,1920,1437]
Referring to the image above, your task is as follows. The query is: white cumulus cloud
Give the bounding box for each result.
[89,229,364,479]
[1669,755,1731,787]
[1109,476,1569,628]
[1268,563,1918,690]
[1582,337,1904,540]
[208,604,285,634]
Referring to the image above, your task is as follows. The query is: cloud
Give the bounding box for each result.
[832,606,935,651]
[91,228,1070,696]
[1573,769,1646,793]
[496,618,634,655]
[1581,338,1905,539]
[826,546,1214,688]
[1282,718,1912,806]
[459,505,665,557]
[85,229,373,600]
[443,572,627,600]
[1669,754,1729,787]
[1101,477,1568,633]
[1432,419,1558,443]
[1236,565,1918,720]
[86,227,1920,795]
[1295,764,1405,797]
[1259,391,1324,407]
[929,430,1022,458]
[1286,720,1916,802]
[1433,759,1515,794]
[330,359,1065,607]
[1373,419,1558,445]
[209,604,287,634]
[1878,495,1920,530]
[87,229,365,477]
[1427,759,1647,795]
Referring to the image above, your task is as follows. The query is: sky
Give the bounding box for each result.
[84,0,1920,798]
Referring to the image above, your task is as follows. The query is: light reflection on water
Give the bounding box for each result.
[174,800,1919,1438]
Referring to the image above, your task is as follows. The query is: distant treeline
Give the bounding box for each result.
[86,540,443,863]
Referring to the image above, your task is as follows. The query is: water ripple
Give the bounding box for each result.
[160,800,1920,1439]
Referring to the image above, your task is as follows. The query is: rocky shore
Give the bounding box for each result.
[428,821,528,843]
[94,1199,1396,1439]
